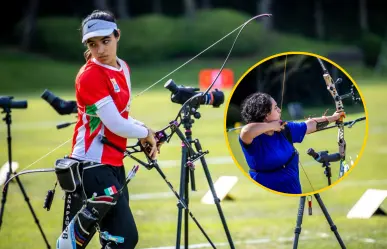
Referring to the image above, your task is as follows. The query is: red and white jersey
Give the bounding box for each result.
[70,57,132,166]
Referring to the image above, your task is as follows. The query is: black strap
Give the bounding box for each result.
[282,124,293,144]
[250,124,298,174]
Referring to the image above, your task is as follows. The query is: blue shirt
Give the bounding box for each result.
[239,122,307,194]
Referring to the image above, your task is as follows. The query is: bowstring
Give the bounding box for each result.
[12,137,72,173]
[15,14,273,175]
[299,160,316,193]
[135,13,272,98]
[280,55,287,111]
[281,54,315,193]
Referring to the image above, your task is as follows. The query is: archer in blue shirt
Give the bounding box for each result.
[239,92,344,194]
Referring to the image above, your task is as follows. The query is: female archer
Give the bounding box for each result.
[239,92,344,194]
[68,10,159,249]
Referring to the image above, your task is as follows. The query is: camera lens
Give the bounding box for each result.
[41,89,56,103]
[210,89,224,107]
[164,79,179,94]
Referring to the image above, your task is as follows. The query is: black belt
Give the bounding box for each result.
[249,149,298,173]
[68,157,105,170]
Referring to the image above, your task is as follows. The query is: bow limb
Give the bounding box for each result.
[136,14,272,98]
[202,13,272,95]
[2,168,56,189]
[12,14,274,187]
[174,13,272,121]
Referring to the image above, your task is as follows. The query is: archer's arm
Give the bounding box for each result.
[240,121,282,145]
[305,112,345,134]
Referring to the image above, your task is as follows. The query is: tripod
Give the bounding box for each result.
[0,105,51,248]
[101,116,234,248]
[293,194,346,249]
[173,103,235,249]
[293,148,346,249]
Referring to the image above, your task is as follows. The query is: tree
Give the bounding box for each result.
[94,0,109,10]
[257,0,273,31]
[201,0,211,9]
[152,0,162,14]
[183,0,196,20]
[21,0,40,50]
[314,0,325,39]
[116,0,129,19]
[359,0,369,32]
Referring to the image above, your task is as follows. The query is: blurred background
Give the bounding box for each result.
[1,0,387,249]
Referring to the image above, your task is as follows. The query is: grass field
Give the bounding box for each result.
[0,49,387,249]
[0,83,386,249]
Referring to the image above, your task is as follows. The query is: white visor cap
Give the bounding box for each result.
[82,19,118,43]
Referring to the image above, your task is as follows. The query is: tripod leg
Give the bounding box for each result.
[314,194,346,249]
[184,160,189,249]
[0,108,50,248]
[176,144,188,249]
[15,176,51,248]
[193,139,235,249]
[293,196,306,249]
[0,127,13,228]
[0,171,11,229]
[153,164,217,248]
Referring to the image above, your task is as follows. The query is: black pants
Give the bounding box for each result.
[82,165,139,249]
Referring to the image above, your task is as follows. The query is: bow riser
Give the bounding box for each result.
[321,73,345,114]
[322,74,346,160]
[317,58,348,180]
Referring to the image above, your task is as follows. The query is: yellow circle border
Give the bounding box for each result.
[223,51,369,197]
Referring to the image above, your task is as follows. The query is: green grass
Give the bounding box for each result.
[0,81,386,249]
[0,47,387,248]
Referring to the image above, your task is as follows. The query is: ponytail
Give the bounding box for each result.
[84,49,92,61]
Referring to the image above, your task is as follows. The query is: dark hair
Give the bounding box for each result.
[80,10,120,61]
[241,92,273,124]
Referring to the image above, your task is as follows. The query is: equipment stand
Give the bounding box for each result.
[0,107,51,248]
[293,194,346,249]
[174,104,235,249]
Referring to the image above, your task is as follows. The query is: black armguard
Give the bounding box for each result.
[316,120,329,130]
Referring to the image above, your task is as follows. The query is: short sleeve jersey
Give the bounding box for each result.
[239,122,307,194]
[71,57,132,166]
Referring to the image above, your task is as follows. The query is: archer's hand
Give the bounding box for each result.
[156,140,164,154]
[331,111,346,122]
[268,120,285,132]
[139,128,158,159]
[147,127,165,153]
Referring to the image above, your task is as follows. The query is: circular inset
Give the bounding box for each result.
[224,52,368,196]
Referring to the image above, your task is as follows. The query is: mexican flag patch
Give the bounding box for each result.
[104,185,118,196]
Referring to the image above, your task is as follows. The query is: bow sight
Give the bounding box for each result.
[330,78,362,104]
[164,79,224,108]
